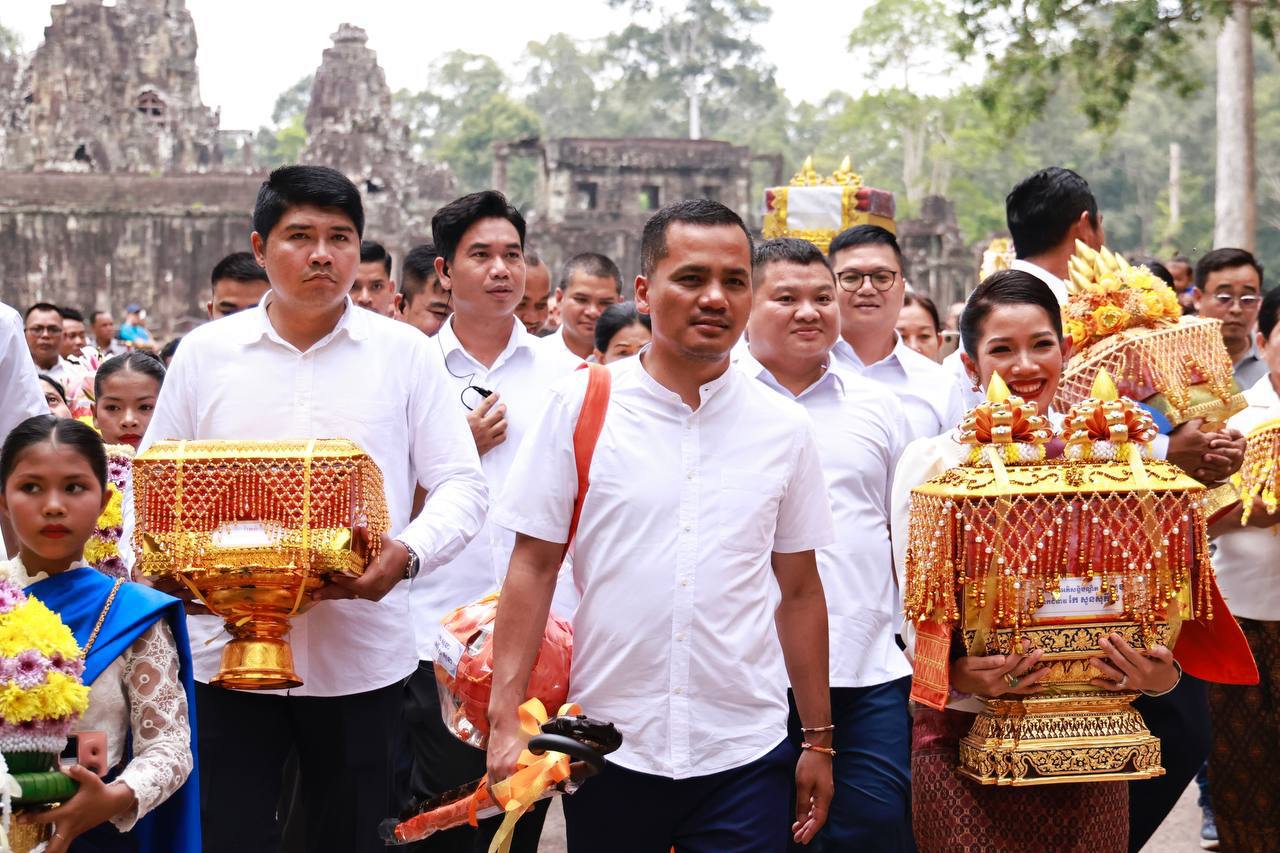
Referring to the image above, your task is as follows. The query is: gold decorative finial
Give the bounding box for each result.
[830,155,863,189]
[986,372,1011,403]
[838,155,851,173]
[790,156,823,187]
[1090,369,1120,402]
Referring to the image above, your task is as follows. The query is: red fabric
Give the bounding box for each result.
[565,363,611,558]
[1175,575,1260,685]
[909,619,953,711]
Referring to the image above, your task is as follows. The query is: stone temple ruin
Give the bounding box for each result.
[0,0,975,334]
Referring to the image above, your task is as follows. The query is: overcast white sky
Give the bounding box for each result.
[1,0,899,130]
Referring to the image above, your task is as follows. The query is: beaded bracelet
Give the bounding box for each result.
[800,724,835,734]
[801,742,837,757]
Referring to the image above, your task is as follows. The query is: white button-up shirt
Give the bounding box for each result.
[1214,374,1280,621]
[412,316,578,655]
[737,351,912,687]
[1,303,47,442]
[139,295,488,697]
[493,353,834,778]
[537,326,588,372]
[832,333,965,441]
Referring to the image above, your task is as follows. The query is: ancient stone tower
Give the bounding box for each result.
[2,0,222,173]
[302,24,453,252]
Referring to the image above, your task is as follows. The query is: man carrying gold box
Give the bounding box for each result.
[137,165,489,853]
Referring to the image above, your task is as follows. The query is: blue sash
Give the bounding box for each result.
[27,568,201,853]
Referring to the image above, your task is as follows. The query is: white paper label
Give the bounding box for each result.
[1033,576,1124,621]
[434,629,466,677]
[210,521,277,549]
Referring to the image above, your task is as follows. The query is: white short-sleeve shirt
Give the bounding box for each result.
[832,333,965,441]
[493,352,834,778]
[737,350,912,688]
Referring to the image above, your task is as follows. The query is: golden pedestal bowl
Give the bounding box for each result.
[132,439,389,690]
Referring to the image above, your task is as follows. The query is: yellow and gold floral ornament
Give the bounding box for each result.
[1055,240,1244,428]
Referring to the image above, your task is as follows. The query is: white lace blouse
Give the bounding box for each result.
[0,559,192,831]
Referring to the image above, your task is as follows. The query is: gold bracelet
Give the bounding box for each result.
[801,742,837,757]
[800,724,835,734]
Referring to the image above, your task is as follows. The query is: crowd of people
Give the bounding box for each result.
[0,161,1274,853]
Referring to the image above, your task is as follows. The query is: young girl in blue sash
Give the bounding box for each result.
[0,415,198,852]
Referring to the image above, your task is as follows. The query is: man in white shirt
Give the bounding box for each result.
[540,253,623,367]
[403,191,572,852]
[739,238,914,851]
[139,165,488,853]
[23,303,74,388]
[0,300,49,555]
[515,249,552,335]
[1192,247,1268,389]
[487,200,836,852]
[827,225,964,440]
[352,239,399,318]
[399,244,453,337]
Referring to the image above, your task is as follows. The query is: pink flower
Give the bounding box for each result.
[14,649,48,689]
[0,580,26,615]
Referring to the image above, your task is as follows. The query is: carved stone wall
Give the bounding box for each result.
[497,137,753,282]
[2,0,222,174]
[898,195,979,308]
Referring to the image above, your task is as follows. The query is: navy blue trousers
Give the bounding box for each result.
[787,678,913,853]
[563,739,795,852]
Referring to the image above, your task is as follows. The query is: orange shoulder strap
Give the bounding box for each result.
[564,362,611,557]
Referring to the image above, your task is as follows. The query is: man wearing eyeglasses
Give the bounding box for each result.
[22,302,74,389]
[827,225,964,440]
[1194,248,1269,388]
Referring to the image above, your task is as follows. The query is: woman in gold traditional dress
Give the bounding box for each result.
[891,270,1185,852]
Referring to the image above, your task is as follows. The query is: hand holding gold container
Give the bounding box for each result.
[131,439,390,690]
[905,372,1218,785]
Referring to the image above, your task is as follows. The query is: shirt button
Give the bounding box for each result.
[675,633,685,642]
[686,472,695,480]
[680,578,689,587]
[673,687,684,695]
[682,525,691,533]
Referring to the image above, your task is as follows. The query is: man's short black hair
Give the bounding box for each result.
[210,251,269,290]
[25,302,61,321]
[89,309,112,324]
[1258,286,1280,341]
[430,190,526,266]
[827,224,906,272]
[360,240,392,276]
[253,165,365,242]
[401,244,440,306]
[751,238,834,289]
[1194,247,1264,290]
[559,253,623,294]
[639,199,752,278]
[1006,167,1099,259]
[57,306,85,323]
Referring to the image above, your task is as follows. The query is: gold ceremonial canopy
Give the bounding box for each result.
[906,372,1216,785]
[133,439,390,689]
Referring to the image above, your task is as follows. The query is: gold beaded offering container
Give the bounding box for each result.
[905,372,1218,786]
[762,156,896,251]
[1233,419,1280,524]
[1054,241,1244,428]
[132,439,389,690]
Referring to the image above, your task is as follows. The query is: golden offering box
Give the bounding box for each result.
[133,439,389,690]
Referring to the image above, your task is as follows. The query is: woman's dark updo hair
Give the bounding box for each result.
[0,415,107,491]
[593,301,652,353]
[960,269,1064,360]
[94,351,166,401]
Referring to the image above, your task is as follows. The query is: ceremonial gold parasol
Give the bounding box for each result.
[132,439,390,690]
[906,372,1218,785]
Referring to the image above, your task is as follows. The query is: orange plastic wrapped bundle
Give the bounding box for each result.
[434,593,572,748]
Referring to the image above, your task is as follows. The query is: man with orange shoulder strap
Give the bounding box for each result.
[486,200,836,852]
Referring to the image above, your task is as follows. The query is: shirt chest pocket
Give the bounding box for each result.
[716,471,785,555]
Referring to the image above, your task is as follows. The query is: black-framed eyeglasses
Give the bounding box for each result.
[25,325,62,337]
[836,269,898,293]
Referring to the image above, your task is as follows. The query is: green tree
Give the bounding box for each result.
[848,0,963,93]
[0,20,20,59]
[606,0,773,139]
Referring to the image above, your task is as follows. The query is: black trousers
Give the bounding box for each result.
[401,660,547,853]
[1127,674,1211,852]
[196,680,403,853]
